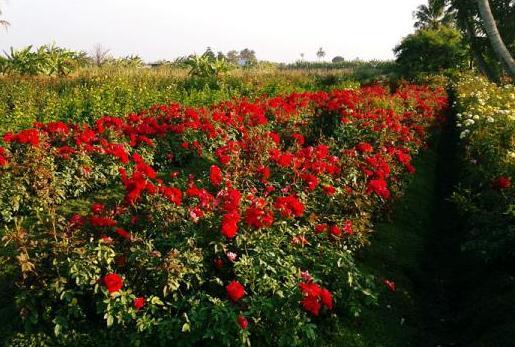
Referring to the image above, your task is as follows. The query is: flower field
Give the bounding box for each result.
[0,84,448,345]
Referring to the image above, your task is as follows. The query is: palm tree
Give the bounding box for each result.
[476,0,515,80]
[0,5,9,30]
[414,0,454,29]
[316,47,325,61]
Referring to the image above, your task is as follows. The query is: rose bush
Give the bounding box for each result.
[452,74,514,262]
[0,84,447,345]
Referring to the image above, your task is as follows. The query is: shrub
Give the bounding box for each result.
[0,84,447,345]
[394,26,468,79]
[452,74,515,262]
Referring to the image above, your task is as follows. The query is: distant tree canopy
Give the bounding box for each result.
[413,0,455,30]
[332,56,345,63]
[316,47,326,60]
[404,0,514,81]
[394,25,468,78]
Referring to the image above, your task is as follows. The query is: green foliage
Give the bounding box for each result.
[184,54,232,89]
[394,26,468,79]
[1,44,87,76]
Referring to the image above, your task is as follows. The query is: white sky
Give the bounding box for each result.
[0,0,423,63]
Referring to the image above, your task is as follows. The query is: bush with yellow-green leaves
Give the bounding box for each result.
[452,74,514,262]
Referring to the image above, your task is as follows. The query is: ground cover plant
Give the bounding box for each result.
[0,83,448,346]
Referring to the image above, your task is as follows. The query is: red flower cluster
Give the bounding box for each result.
[299,281,333,316]
[274,195,305,218]
[3,129,40,146]
[366,179,390,199]
[245,198,274,229]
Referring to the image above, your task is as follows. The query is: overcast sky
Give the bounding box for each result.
[0,0,424,63]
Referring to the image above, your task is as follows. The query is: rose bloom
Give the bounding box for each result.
[492,176,511,190]
[103,273,123,293]
[221,212,240,239]
[301,295,321,316]
[214,257,224,270]
[322,185,336,196]
[300,270,313,283]
[355,142,374,153]
[133,297,145,310]
[210,165,223,186]
[315,224,328,234]
[91,202,105,215]
[226,280,245,302]
[384,279,396,292]
[237,315,248,330]
[226,251,237,262]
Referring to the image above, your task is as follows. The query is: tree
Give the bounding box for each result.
[202,47,216,61]
[300,53,305,61]
[316,47,326,61]
[239,48,257,67]
[0,3,9,30]
[476,0,515,80]
[332,56,345,63]
[90,44,111,67]
[226,50,239,64]
[448,0,514,81]
[394,26,468,78]
[413,0,455,29]
[216,51,226,61]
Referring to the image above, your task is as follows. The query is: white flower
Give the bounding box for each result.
[473,115,480,120]
[486,116,494,123]
[460,129,470,139]
[464,119,475,126]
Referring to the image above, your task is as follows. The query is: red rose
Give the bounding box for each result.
[366,179,390,199]
[301,295,321,316]
[315,224,328,234]
[329,225,341,237]
[274,195,304,218]
[210,165,223,186]
[492,176,511,190]
[291,133,305,146]
[237,315,248,330]
[384,279,396,292]
[322,185,336,196]
[91,203,105,215]
[103,273,123,293]
[257,166,271,183]
[221,212,240,239]
[343,220,353,235]
[320,288,333,310]
[299,282,322,297]
[115,227,132,241]
[301,174,318,191]
[90,216,117,227]
[133,297,145,310]
[226,280,245,302]
[214,258,224,270]
[355,142,373,153]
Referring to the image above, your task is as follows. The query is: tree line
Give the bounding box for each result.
[395,0,514,82]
